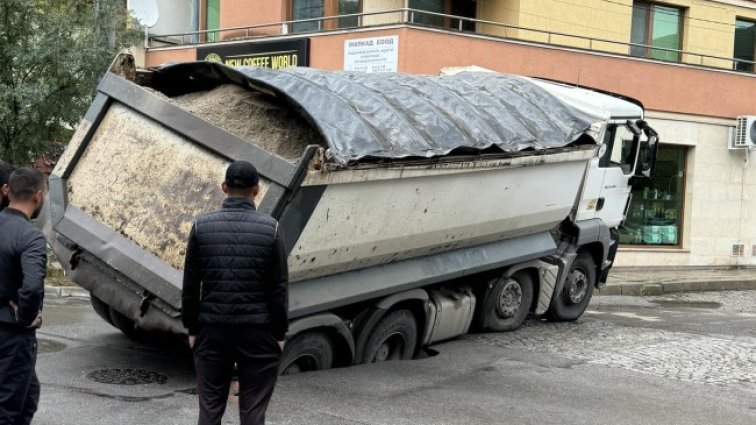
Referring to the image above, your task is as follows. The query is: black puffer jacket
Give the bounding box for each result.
[181,198,288,340]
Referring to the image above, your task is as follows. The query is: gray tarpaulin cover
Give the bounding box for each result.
[152,62,604,164]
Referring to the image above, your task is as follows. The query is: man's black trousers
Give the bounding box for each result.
[0,327,39,425]
[193,324,281,425]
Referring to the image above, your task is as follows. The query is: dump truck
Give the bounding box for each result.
[42,57,658,373]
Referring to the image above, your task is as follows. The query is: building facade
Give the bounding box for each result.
[137,0,756,268]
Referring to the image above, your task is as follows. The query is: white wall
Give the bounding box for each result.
[133,0,194,36]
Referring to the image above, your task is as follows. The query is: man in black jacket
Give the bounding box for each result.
[0,167,46,425]
[182,160,288,425]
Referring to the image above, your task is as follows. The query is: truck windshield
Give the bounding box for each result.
[599,124,638,174]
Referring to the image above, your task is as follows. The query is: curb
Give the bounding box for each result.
[597,280,756,296]
[44,286,90,299]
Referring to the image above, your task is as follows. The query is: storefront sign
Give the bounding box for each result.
[344,35,399,73]
[196,38,309,69]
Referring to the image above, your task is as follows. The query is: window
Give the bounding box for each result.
[292,0,324,33]
[407,0,477,30]
[630,1,683,62]
[600,124,639,175]
[338,0,360,28]
[205,0,220,42]
[410,0,445,27]
[734,19,755,72]
[290,0,361,33]
[620,145,686,247]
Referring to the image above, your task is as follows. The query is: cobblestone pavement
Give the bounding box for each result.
[467,291,756,391]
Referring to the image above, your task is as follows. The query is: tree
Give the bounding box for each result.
[0,0,142,165]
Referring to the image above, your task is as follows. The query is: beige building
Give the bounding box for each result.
[140,0,756,268]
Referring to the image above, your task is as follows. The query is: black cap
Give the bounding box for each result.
[225,160,259,189]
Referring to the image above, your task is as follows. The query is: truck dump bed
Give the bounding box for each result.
[46,62,608,332]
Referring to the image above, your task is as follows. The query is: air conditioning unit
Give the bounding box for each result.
[731,116,756,149]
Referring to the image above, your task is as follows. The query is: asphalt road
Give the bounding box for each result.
[32,291,756,425]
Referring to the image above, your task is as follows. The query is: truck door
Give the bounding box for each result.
[595,123,640,228]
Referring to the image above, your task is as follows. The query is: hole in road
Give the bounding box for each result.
[651,300,721,309]
[414,347,440,360]
[86,368,168,385]
[37,338,66,354]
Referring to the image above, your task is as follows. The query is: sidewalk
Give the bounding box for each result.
[601,267,756,296]
[44,285,89,299]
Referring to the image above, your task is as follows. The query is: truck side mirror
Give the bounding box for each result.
[633,120,658,180]
[626,119,642,136]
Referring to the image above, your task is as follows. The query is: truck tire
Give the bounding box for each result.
[547,252,596,321]
[90,295,114,326]
[361,310,417,363]
[279,332,334,375]
[109,307,149,342]
[477,272,533,332]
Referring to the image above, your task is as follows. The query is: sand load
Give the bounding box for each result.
[172,84,326,162]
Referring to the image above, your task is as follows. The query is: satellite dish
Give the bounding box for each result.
[127,0,159,28]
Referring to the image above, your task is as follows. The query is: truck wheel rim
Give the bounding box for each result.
[497,280,522,318]
[566,270,588,304]
[374,333,403,362]
[282,354,317,375]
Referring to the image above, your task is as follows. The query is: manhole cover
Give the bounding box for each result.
[86,368,167,385]
[37,338,66,354]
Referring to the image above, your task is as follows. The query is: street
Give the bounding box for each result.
[34,291,756,425]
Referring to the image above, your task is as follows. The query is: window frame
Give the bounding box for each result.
[733,17,756,72]
[599,124,639,176]
[630,1,685,62]
[408,0,450,27]
[287,0,363,32]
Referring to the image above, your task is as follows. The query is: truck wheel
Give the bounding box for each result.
[90,295,114,326]
[279,332,334,375]
[477,272,533,332]
[547,252,596,321]
[362,310,417,363]
[109,307,149,342]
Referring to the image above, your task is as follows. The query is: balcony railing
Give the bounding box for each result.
[147,8,756,74]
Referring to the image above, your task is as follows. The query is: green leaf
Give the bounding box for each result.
[0,0,142,164]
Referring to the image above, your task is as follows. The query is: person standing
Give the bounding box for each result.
[0,167,46,425]
[182,160,288,425]
[0,161,14,211]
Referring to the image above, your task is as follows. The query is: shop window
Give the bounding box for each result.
[630,1,683,62]
[620,145,686,247]
[290,0,361,33]
[734,19,755,72]
[205,0,220,42]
